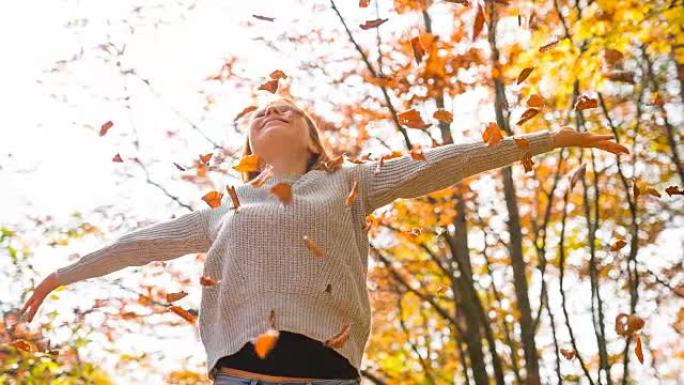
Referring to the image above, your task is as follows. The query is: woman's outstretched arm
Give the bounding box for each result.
[54,208,212,287]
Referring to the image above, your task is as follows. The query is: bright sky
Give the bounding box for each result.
[1,0,682,384]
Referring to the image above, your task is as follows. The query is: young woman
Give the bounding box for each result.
[19,96,628,385]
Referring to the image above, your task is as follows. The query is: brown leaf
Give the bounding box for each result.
[604,48,624,66]
[112,153,123,163]
[410,146,426,160]
[410,36,425,64]
[226,185,241,209]
[472,4,484,41]
[665,185,684,196]
[398,108,432,129]
[644,186,661,198]
[483,122,503,147]
[570,163,587,190]
[632,177,640,200]
[560,347,575,360]
[166,291,188,303]
[514,137,530,150]
[615,313,629,336]
[628,314,645,332]
[269,70,288,80]
[360,18,388,30]
[526,94,544,108]
[99,120,114,136]
[252,14,275,22]
[604,71,635,84]
[200,275,220,287]
[324,323,352,348]
[10,339,37,353]
[202,191,223,208]
[433,109,453,124]
[574,94,598,111]
[635,334,644,364]
[610,239,627,252]
[173,162,186,171]
[346,180,359,206]
[515,108,540,126]
[521,151,534,172]
[303,235,325,257]
[270,182,293,205]
[168,305,197,324]
[516,67,534,85]
[539,39,560,53]
[258,78,279,93]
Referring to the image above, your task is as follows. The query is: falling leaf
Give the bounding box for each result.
[200,275,220,287]
[514,137,530,150]
[10,339,37,353]
[202,191,223,208]
[346,180,359,206]
[435,284,449,294]
[539,39,560,53]
[199,153,213,165]
[270,182,293,205]
[521,151,534,172]
[252,14,275,22]
[233,154,262,173]
[254,328,279,358]
[516,108,540,126]
[645,186,661,198]
[112,153,123,163]
[574,94,598,111]
[483,122,503,147]
[632,177,640,200]
[303,235,325,257]
[665,185,684,196]
[168,305,196,324]
[610,239,627,251]
[258,78,279,93]
[434,109,453,124]
[269,70,288,80]
[560,347,575,360]
[360,18,388,30]
[604,71,635,84]
[166,291,188,303]
[628,314,645,332]
[324,323,352,348]
[635,334,644,364]
[570,163,587,190]
[472,4,484,41]
[173,162,186,171]
[526,94,544,108]
[359,0,370,7]
[410,146,426,160]
[516,67,534,85]
[99,120,114,136]
[398,108,432,129]
[410,36,425,64]
[362,214,376,231]
[226,185,241,209]
[604,48,624,66]
[249,164,275,188]
[234,105,258,122]
[615,313,629,336]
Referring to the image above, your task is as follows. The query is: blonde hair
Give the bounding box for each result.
[239,96,342,183]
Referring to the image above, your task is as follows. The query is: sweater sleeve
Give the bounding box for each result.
[54,208,212,287]
[355,129,555,215]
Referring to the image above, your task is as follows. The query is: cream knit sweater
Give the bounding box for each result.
[54,130,555,380]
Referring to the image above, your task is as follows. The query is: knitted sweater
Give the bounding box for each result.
[54,129,555,381]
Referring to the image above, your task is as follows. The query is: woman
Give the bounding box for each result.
[18,96,629,385]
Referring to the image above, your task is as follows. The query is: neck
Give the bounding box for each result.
[260,151,311,177]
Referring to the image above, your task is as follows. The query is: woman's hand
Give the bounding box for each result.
[552,127,630,155]
[18,272,60,323]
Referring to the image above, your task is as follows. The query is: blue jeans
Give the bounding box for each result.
[213,372,360,385]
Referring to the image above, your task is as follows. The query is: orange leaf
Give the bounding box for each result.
[360,18,388,30]
[225,185,240,209]
[398,108,432,129]
[166,291,188,303]
[539,39,560,53]
[359,0,370,7]
[526,94,544,108]
[199,153,213,165]
[258,78,279,93]
[521,151,534,172]
[10,339,37,353]
[99,120,114,136]
[610,239,627,251]
[635,334,644,364]
[574,94,598,111]
[200,275,220,287]
[472,4,484,41]
[202,191,223,208]
[665,185,684,196]
[628,314,645,332]
[410,146,426,160]
[269,69,288,80]
[346,180,359,206]
[516,108,540,126]
[303,235,325,257]
[324,323,352,348]
[433,109,453,124]
[517,67,534,85]
[482,122,503,147]
[270,182,293,205]
[410,36,425,64]
[233,154,262,173]
[168,305,197,324]
[514,137,530,150]
[604,48,624,66]
[615,313,629,336]
[362,214,376,231]
[254,328,279,358]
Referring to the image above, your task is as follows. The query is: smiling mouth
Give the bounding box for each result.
[263,118,289,128]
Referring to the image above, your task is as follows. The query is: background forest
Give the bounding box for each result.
[1,0,683,384]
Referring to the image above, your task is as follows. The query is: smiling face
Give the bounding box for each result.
[248,100,319,167]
